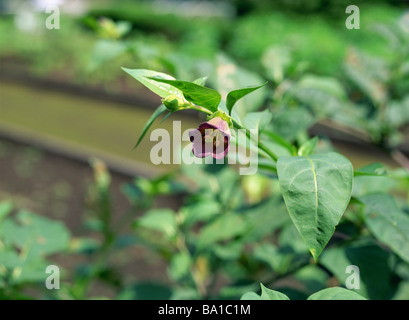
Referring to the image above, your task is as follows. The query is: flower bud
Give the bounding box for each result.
[162,94,188,111]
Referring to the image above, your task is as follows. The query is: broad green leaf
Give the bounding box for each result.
[135,209,177,238]
[0,211,70,260]
[115,21,132,37]
[360,194,409,264]
[270,108,314,141]
[240,284,290,300]
[0,201,13,223]
[132,104,167,149]
[277,152,353,261]
[354,163,387,177]
[253,243,293,274]
[307,287,367,300]
[169,252,191,281]
[241,197,290,242]
[122,68,182,99]
[213,241,243,260]
[89,39,127,70]
[262,130,297,156]
[292,75,347,118]
[180,200,221,227]
[196,214,248,249]
[279,222,309,254]
[386,96,409,128]
[261,45,291,83]
[240,292,262,300]
[148,78,221,112]
[241,284,290,300]
[298,136,318,156]
[294,265,330,296]
[0,250,21,269]
[352,175,397,197]
[242,110,273,132]
[296,75,347,100]
[12,259,49,284]
[320,243,393,299]
[226,83,267,115]
[344,50,388,105]
[261,284,290,300]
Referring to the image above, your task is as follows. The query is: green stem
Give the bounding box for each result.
[232,119,279,163]
[187,105,213,115]
[258,163,278,173]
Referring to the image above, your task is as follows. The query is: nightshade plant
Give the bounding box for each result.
[123,67,356,263]
[121,65,409,300]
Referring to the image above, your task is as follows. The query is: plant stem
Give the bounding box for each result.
[232,119,279,163]
[187,105,213,115]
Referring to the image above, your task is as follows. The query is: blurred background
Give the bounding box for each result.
[1,0,409,300]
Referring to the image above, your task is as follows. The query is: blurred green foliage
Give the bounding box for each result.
[1,0,409,301]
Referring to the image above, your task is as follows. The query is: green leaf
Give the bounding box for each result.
[294,265,330,296]
[298,136,318,156]
[253,243,293,274]
[320,242,393,299]
[292,75,348,118]
[242,110,273,132]
[240,284,290,300]
[261,45,291,83]
[270,108,314,141]
[135,209,177,238]
[196,214,248,250]
[360,194,409,264]
[181,200,221,227]
[354,163,387,177]
[240,292,262,300]
[115,21,132,37]
[89,39,127,70]
[0,201,13,224]
[122,68,183,99]
[213,241,243,260]
[0,250,21,269]
[148,78,221,112]
[344,50,387,105]
[261,284,290,300]
[307,287,367,300]
[0,211,70,261]
[226,83,267,115]
[133,104,167,149]
[168,252,191,281]
[352,175,397,197]
[262,130,297,156]
[277,152,353,261]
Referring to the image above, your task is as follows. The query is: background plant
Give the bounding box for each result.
[1,0,409,301]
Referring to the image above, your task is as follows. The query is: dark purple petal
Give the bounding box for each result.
[189,117,231,159]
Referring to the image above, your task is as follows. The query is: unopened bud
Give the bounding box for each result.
[162,94,188,111]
